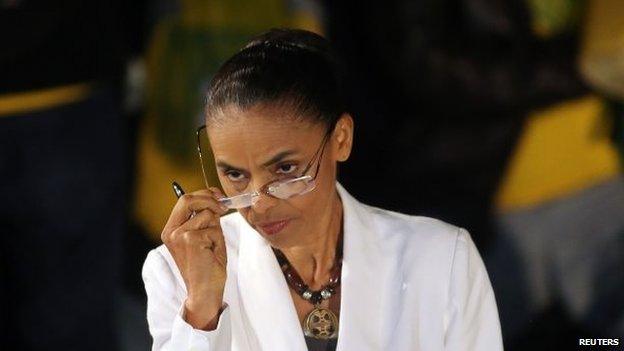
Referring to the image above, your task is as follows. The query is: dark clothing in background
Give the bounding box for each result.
[0,0,136,94]
[0,88,126,350]
[324,0,587,249]
[0,1,141,350]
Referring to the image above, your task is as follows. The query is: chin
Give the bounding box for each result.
[261,225,302,249]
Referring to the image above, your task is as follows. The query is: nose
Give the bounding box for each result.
[250,191,278,214]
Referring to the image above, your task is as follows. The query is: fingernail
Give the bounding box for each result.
[219,204,229,212]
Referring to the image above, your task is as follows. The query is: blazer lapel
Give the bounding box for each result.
[335,182,392,350]
[237,216,308,351]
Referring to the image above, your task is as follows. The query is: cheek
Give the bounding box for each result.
[316,159,337,191]
[288,160,336,216]
[289,186,326,220]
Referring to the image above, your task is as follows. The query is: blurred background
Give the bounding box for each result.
[1,0,623,350]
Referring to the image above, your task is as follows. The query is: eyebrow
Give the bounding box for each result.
[216,150,299,171]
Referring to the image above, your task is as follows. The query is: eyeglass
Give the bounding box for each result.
[196,124,333,209]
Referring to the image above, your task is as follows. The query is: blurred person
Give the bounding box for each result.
[322,0,587,253]
[0,1,130,350]
[490,1,624,348]
[142,29,503,350]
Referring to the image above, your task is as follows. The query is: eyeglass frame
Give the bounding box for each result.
[195,121,335,209]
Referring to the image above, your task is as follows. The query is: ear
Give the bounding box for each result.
[331,113,354,162]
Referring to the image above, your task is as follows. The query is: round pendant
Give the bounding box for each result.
[303,306,339,339]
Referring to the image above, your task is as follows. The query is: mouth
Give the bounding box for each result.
[256,219,291,236]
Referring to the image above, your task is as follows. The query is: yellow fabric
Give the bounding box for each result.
[178,0,287,29]
[495,95,621,211]
[0,83,92,116]
[579,0,624,99]
[134,118,216,237]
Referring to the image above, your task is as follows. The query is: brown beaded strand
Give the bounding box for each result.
[273,231,343,305]
[272,230,343,339]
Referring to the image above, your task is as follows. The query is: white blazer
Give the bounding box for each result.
[142,182,504,350]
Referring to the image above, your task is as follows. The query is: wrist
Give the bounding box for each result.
[184,298,224,331]
[186,288,223,310]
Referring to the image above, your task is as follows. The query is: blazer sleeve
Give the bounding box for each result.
[444,228,504,350]
[142,249,232,351]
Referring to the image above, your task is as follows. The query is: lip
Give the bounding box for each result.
[257,219,291,236]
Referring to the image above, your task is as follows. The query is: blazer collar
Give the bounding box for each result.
[236,182,390,350]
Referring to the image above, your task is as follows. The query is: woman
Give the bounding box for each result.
[142,28,503,351]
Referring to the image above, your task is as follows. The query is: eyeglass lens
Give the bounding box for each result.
[215,177,316,209]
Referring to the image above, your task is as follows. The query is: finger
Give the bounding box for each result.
[185,192,227,214]
[178,207,220,232]
[181,228,227,267]
[163,212,210,244]
[187,189,216,218]
[202,228,227,266]
[166,209,223,242]
[207,186,225,199]
[180,229,215,253]
[166,193,228,229]
[203,225,226,247]
[191,188,215,197]
[162,198,224,243]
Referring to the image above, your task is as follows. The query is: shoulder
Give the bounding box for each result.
[361,204,490,299]
[364,203,463,249]
[142,244,187,301]
[142,245,183,283]
[360,203,475,275]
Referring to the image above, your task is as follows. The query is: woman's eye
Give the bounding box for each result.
[277,163,297,174]
[225,171,246,182]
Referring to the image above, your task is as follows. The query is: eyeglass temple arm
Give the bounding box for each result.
[302,127,332,178]
[196,125,210,189]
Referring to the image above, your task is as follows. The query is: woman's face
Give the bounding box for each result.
[206,102,353,249]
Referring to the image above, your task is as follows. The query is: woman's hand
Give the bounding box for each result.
[161,187,229,330]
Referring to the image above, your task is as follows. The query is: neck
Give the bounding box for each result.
[280,192,343,290]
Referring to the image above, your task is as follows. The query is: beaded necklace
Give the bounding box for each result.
[273,232,343,340]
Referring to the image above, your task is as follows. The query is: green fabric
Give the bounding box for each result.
[527,0,584,37]
[147,0,292,166]
[151,25,255,165]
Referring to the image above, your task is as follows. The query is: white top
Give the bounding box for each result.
[142,182,504,350]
